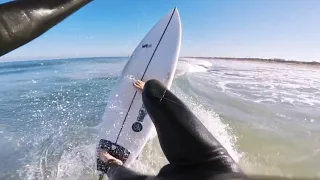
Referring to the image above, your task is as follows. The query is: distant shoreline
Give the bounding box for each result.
[183,56,320,66]
[1,56,320,66]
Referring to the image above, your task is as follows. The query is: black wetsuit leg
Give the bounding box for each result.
[107,164,153,180]
[142,80,242,178]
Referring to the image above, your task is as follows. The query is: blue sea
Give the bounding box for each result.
[0,57,319,179]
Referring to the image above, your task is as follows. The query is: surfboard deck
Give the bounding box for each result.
[98,7,181,166]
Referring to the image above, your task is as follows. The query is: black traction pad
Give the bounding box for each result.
[97,139,130,172]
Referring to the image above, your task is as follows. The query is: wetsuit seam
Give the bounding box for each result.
[159,89,167,102]
[161,97,187,109]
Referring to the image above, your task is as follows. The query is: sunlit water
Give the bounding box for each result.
[0,57,319,179]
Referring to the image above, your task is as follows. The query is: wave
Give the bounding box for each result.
[18,126,99,180]
[175,58,212,77]
[171,77,243,162]
[3,56,319,68]
[0,57,127,69]
[0,60,67,70]
[186,57,320,66]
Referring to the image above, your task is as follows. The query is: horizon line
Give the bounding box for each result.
[1,56,319,66]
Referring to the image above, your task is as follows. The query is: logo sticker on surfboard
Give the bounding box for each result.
[142,44,152,48]
[132,104,147,132]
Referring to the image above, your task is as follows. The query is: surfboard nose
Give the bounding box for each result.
[0,0,93,57]
[173,7,181,17]
[170,7,181,23]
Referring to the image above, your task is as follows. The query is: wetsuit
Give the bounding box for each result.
[106,79,243,180]
[0,0,92,57]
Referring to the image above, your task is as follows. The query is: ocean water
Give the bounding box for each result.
[0,57,319,179]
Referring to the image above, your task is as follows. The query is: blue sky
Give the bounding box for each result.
[1,0,320,61]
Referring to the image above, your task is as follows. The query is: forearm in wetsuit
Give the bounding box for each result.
[0,0,92,57]
[142,79,243,179]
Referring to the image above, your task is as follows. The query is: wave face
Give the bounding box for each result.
[0,57,319,179]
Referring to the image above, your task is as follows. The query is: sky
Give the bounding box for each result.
[1,0,320,62]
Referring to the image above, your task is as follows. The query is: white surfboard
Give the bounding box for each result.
[98,8,181,166]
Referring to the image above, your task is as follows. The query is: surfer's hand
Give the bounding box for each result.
[133,80,145,92]
[97,148,123,166]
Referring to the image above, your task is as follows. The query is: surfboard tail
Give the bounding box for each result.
[97,139,130,173]
[0,0,93,57]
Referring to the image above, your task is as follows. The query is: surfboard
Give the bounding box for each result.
[98,8,181,166]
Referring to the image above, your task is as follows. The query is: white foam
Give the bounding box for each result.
[175,59,212,76]
[171,85,243,162]
[55,144,96,180]
[193,105,242,162]
[187,63,207,73]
